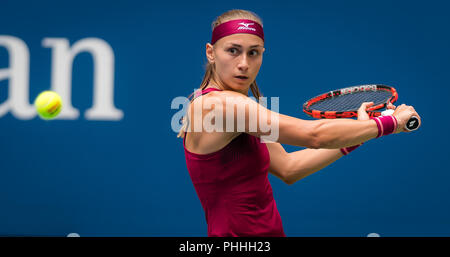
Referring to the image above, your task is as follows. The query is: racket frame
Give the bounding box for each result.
[303,84,398,119]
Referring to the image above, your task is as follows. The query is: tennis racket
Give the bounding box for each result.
[303,84,420,131]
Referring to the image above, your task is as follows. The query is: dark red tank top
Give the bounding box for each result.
[183,88,285,237]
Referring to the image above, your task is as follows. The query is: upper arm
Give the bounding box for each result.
[197,90,321,148]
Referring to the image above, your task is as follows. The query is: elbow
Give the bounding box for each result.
[282,171,304,185]
[284,177,296,185]
[280,166,297,185]
[281,173,294,185]
[283,168,311,185]
[307,122,324,149]
[308,136,322,149]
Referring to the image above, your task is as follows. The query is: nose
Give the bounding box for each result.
[237,54,249,72]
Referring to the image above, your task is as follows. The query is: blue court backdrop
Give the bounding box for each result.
[1,0,449,236]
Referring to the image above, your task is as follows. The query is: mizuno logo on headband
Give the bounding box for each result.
[237,22,256,31]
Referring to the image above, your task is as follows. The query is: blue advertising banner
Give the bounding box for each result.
[1,0,449,236]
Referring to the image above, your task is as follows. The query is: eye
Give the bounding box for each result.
[227,48,239,55]
[249,50,259,56]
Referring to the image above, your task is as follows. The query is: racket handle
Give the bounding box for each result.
[405,116,420,131]
[381,110,420,131]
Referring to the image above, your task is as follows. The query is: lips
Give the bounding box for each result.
[235,75,249,80]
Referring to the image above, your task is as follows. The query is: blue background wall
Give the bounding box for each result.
[1,0,449,236]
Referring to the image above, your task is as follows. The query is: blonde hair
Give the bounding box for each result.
[177,9,264,138]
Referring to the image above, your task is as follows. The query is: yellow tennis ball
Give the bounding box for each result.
[34,91,63,120]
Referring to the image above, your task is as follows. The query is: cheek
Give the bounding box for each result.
[216,60,234,77]
[250,61,262,76]
[254,57,263,68]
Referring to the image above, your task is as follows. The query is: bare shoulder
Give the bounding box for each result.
[185,90,242,155]
[188,90,256,118]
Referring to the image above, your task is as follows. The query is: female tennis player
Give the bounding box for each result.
[179,9,421,237]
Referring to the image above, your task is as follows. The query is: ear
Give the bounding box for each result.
[206,43,215,63]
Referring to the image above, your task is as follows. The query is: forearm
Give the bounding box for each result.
[279,115,378,149]
[314,119,378,148]
[285,148,344,184]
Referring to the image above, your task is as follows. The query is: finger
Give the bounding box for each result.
[360,102,374,109]
[386,102,396,109]
[395,104,406,112]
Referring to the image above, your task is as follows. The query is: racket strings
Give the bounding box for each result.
[309,91,392,112]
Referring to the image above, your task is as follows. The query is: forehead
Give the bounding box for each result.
[217,34,264,47]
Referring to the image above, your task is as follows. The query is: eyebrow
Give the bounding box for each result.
[228,43,263,48]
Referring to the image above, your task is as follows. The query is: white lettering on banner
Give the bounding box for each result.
[42,38,122,120]
[170,96,189,132]
[0,35,123,121]
[0,36,35,119]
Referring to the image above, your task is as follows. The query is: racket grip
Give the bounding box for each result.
[381,110,420,131]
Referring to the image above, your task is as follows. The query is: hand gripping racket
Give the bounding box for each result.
[302,84,420,131]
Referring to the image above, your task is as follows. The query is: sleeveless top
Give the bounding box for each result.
[183,88,285,237]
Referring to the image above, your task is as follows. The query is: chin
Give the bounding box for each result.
[231,83,251,92]
[221,79,252,93]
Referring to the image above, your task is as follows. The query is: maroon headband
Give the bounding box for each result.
[211,19,264,45]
